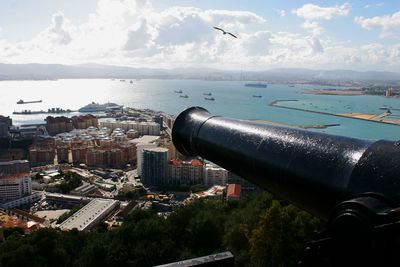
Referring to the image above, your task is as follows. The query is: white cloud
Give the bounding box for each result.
[302,21,322,36]
[310,37,324,53]
[274,9,286,17]
[0,0,399,70]
[292,3,350,21]
[364,3,383,9]
[124,19,153,50]
[355,11,400,38]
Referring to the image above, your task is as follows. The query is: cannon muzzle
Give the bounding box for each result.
[172,107,400,220]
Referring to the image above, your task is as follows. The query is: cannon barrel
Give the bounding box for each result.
[172,107,400,219]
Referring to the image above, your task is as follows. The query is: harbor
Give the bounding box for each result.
[269,100,400,127]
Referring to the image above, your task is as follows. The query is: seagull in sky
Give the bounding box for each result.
[213,27,238,39]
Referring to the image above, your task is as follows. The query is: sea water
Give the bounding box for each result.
[0,79,399,140]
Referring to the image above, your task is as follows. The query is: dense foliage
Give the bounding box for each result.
[59,172,83,194]
[0,192,320,267]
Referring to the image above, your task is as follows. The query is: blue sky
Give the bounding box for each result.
[0,0,399,70]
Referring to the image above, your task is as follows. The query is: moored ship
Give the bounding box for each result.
[245,82,267,88]
[79,102,122,112]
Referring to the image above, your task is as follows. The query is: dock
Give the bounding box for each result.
[269,100,400,126]
[13,108,76,115]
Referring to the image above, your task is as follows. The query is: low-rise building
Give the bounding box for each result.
[70,183,96,196]
[226,184,241,201]
[59,198,119,231]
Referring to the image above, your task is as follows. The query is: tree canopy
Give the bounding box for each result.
[0,192,320,267]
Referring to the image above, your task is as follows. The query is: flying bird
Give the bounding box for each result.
[213,27,237,39]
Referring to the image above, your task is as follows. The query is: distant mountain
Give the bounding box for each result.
[0,63,399,82]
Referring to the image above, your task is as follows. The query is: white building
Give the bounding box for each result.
[131,135,160,176]
[59,198,119,231]
[0,160,32,202]
[204,164,229,186]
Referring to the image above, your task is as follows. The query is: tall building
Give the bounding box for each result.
[56,146,69,163]
[29,147,55,166]
[141,147,168,186]
[72,114,98,129]
[167,159,204,186]
[204,164,229,186]
[0,160,32,201]
[136,143,157,176]
[0,115,12,138]
[46,116,73,136]
[153,115,164,129]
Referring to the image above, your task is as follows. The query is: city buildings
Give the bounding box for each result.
[167,159,204,186]
[71,114,98,129]
[0,115,12,138]
[133,135,160,176]
[204,163,229,186]
[153,115,164,129]
[0,160,33,205]
[141,147,169,186]
[100,120,160,136]
[46,116,73,136]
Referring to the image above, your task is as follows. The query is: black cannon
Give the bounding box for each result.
[172,106,400,266]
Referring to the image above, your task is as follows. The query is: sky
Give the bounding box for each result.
[0,0,399,71]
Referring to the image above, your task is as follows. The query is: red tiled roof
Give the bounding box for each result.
[227,184,241,198]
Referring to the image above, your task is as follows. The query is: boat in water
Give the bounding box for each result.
[252,95,262,98]
[204,97,215,101]
[203,92,212,96]
[180,95,189,98]
[79,102,123,112]
[17,99,42,104]
[174,90,183,93]
[245,82,268,88]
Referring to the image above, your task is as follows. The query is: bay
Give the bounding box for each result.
[1,79,400,141]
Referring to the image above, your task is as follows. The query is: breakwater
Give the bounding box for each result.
[269,100,400,127]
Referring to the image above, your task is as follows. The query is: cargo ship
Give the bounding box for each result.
[17,99,42,104]
[245,82,267,88]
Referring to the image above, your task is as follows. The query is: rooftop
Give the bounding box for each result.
[131,135,160,144]
[59,198,119,231]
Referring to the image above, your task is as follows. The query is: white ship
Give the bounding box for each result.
[79,102,122,112]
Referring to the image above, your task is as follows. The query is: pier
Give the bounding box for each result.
[13,108,76,115]
[269,100,400,127]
